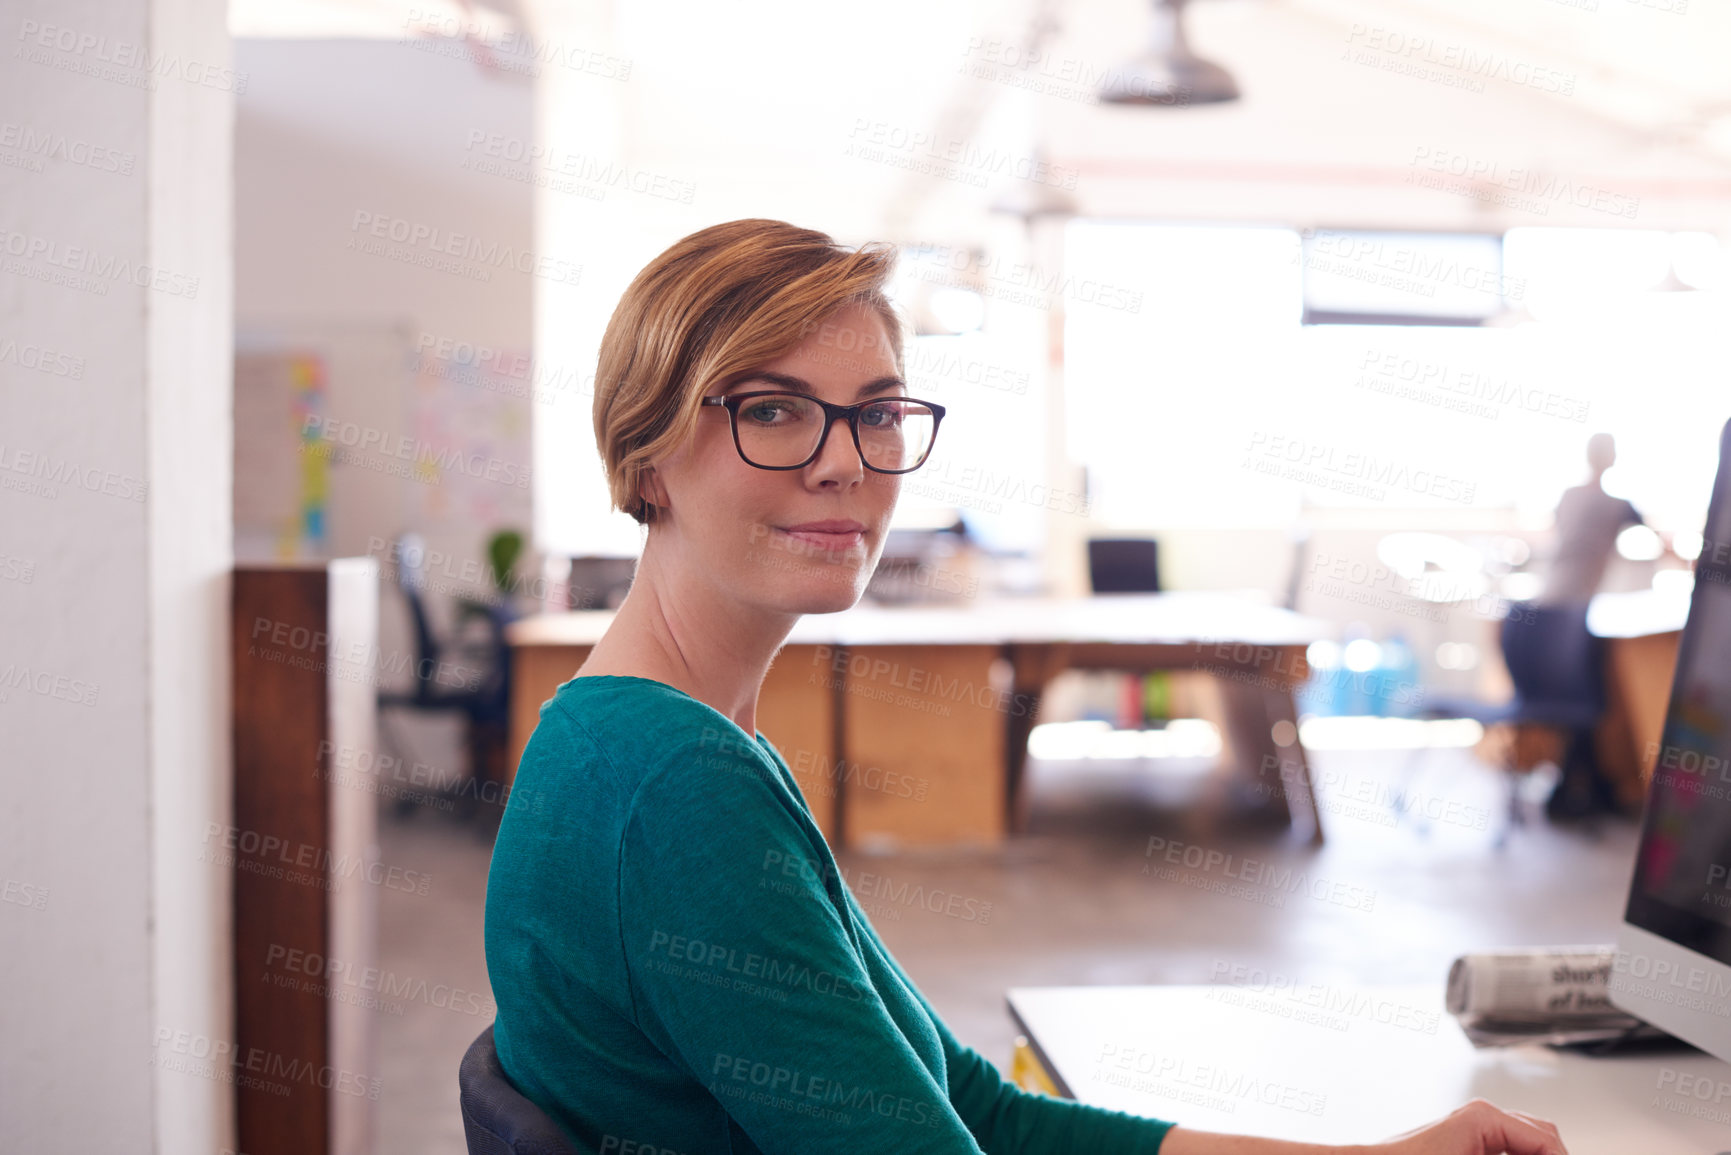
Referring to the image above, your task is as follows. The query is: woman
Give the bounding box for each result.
[484,218,1568,1154]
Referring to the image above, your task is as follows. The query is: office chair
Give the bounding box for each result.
[1088,537,1161,593]
[1397,601,1610,846]
[459,1025,582,1155]
[377,534,515,816]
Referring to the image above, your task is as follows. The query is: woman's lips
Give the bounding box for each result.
[775,526,865,551]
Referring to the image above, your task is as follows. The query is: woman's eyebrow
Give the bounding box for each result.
[736,371,907,399]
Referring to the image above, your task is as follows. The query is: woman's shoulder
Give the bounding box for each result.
[549,673,762,743]
[499,674,795,866]
[539,674,785,796]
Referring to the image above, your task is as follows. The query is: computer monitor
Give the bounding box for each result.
[1612,416,1731,1061]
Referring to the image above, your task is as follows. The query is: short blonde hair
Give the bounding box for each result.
[593,219,906,526]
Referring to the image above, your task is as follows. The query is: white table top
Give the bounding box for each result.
[1587,585,1694,639]
[1007,984,1731,1153]
[508,591,1335,649]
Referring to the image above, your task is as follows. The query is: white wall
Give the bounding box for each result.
[235,39,534,348]
[234,38,536,784]
[0,0,233,1150]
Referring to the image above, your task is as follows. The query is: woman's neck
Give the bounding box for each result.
[577,538,798,738]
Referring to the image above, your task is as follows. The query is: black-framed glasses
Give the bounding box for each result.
[701,391,946,474]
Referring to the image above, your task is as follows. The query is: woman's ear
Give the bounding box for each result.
[638,465,669,514]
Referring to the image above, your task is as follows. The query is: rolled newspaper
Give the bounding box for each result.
[1446,945,1622,1020]
[1446,945,1650,1046]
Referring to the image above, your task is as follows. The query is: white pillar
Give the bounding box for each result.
[524,0,649,559]
[0,0,234,1150]
[1025,213,1092,598]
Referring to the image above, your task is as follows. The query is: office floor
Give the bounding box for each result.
[374,740,1642,1154]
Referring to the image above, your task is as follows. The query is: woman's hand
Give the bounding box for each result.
[1161,1098,1568,1155]
[1368,1098,1567,1155]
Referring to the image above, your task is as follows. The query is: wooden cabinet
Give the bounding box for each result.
[231,561,379,1155]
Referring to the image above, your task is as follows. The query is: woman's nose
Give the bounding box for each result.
[809,415,864,479]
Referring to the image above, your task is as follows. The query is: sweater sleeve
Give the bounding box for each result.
[617,741,988,1152]
[841,884,1179,1155]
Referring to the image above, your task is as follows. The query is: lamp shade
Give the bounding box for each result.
[1100,0,1239,106]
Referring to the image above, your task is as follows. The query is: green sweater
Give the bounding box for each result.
[484,674,1177,1154]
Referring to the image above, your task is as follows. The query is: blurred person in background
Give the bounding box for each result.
[1532,433,1649,819]
[1534,432,1645,609]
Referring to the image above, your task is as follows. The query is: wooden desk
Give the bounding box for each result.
[1589,586,1692,812]
[507,593,1333,849]
[1007,984,1731,1152]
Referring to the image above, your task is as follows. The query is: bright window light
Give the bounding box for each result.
[1343,638,1382,672]
[1063,220,1725,533]
[1616,523,1665,561]
[927,288,986,334]
[1297,716,1484,750]
[1027,718,1223,761]
[1376,531,1484,580]
[1653,569,1696,596]
[1502,572,1544,602]
[1307,639,1342,669]
[1435,641,1479,671]
[1671,232,1724,291]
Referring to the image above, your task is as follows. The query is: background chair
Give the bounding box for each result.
[1087,536,1161,593]
[1398,601,1611,846]
[377,533,516,817]
[459,1025,581,1155]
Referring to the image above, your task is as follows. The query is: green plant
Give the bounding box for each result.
[487,529,525,595]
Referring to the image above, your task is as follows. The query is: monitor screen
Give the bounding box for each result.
[1624,419,1731,966]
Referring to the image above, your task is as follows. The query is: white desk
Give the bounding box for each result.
[508,590,1332,648]
[508,593,1334,847]
[1007,984,1731,1153]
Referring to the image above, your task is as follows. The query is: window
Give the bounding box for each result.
[1064,219,1728,532]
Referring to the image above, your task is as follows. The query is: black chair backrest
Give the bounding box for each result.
[1498,602,1606,714]
[1089,537,1161,594]
[391,534,441,698]
[402,585,442,694]
[458,1025,582,1155]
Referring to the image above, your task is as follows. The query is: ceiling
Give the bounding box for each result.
[230,0,1731,243]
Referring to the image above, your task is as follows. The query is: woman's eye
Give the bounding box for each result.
[862,404,902,428]
[744,401,795,424]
